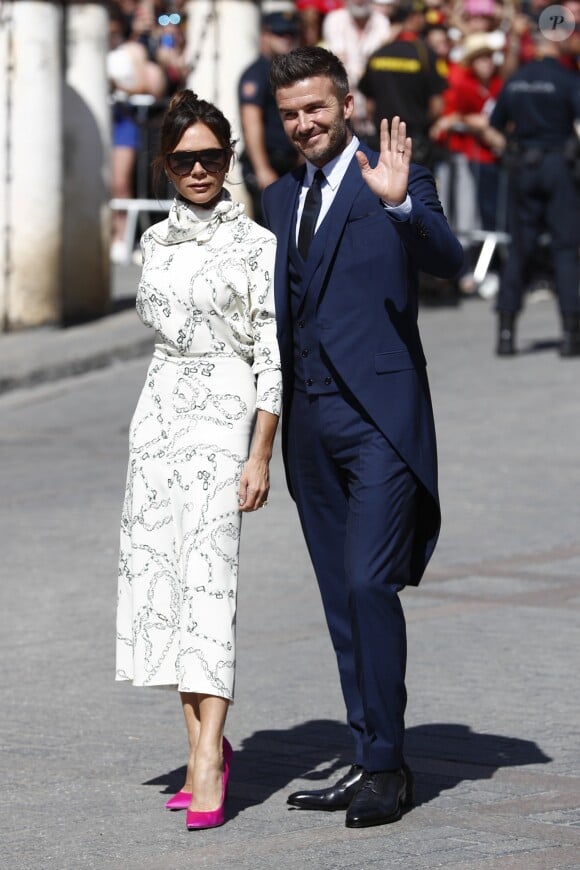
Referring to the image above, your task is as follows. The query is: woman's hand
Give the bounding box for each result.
[356,116,411,207]
[237,409,278,512]
[238,455,270,512]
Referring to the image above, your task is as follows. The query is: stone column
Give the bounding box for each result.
[0,0,63,330]
[62,0,111,323]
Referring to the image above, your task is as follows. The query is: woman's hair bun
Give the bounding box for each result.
[168,89,200,113]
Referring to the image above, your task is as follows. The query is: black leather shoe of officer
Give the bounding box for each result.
[345,766,412,828]
[560,314,580,357]
[287,764,365,810]
[496,311,516,356]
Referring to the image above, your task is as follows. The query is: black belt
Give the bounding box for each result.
[520,144,564,153]
[512,145,566,169]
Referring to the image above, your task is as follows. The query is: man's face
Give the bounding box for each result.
[347,0,372,19]
[276,75,354,167]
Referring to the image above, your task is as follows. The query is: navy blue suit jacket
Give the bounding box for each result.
[262,143,463,584]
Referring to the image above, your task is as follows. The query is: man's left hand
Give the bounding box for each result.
[356,116,411,207]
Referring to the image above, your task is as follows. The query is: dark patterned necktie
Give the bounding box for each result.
[298,169,324,260]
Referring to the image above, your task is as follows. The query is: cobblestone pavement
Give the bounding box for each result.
[0,275,579,869]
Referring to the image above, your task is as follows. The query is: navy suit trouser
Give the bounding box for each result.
[287,387,419,772]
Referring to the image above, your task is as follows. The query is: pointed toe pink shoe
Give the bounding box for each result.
[185,738,234,831]
[165,791,192,811]
[185,801,225,830]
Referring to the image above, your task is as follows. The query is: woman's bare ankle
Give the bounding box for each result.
[182,750,196,793]
[188,755,223,811]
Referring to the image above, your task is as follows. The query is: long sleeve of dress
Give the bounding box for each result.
[246,232,282,417]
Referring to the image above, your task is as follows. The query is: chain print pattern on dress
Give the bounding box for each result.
[116,202,281,699]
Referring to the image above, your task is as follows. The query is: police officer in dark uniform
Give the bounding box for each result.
[238,11,301,225]
[490,29,580,357]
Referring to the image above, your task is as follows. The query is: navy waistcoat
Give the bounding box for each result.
[288,229,338,395]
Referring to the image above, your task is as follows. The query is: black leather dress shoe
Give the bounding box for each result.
[345,766,413,828]
[287,764,365,810]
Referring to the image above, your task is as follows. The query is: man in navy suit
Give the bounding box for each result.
[262,47,462,828]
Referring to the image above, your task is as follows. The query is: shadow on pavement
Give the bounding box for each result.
[143,719,551,817]
[405,722,552,806]
[520,338,561,354]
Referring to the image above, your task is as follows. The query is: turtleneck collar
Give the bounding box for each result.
[149,188,245,245]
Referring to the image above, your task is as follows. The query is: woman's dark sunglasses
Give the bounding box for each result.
[166,149,229,176]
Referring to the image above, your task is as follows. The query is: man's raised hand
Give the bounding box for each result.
[356,116,411,207]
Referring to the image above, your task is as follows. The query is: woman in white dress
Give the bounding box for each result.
[115,90,282,830]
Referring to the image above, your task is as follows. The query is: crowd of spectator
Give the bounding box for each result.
[107,0,580,309]
[107,1,190,262]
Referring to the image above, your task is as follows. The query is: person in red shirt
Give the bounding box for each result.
[431,31,504,230]
[429,31,505,293]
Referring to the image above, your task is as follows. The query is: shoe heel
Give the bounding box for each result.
[185,737,232,830]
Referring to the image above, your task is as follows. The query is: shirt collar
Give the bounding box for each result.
[304,134,361,191]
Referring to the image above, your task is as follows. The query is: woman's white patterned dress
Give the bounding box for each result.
[116,192,281,700]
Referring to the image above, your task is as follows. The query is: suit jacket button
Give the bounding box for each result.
[324,377,332,385]
[301,349,310,358]
[298,320,305,328]
[306,378,313,387]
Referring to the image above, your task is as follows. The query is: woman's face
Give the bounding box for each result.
[471,52,495,82]
[166,122,230,209]
[425,28,450,58]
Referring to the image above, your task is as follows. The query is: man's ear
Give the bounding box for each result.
[344,92,355,121]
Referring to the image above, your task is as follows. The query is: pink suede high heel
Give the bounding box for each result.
[165,737,232,811]
[185,737,233,830]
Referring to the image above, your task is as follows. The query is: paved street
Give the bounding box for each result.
[0,286,579,869]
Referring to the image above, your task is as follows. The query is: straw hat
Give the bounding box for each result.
[461,31,504,64]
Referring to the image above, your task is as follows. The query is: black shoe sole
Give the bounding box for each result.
[345,806,403,828]
[288,802,348,811]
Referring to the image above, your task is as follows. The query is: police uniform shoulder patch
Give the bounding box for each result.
[241,80,259,99]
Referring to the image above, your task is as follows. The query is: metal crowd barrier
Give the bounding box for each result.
[109,198,174,264]
[435,146,511,293]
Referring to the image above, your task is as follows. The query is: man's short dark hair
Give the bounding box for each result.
[269,46,350,100]
[389,0,426,24]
